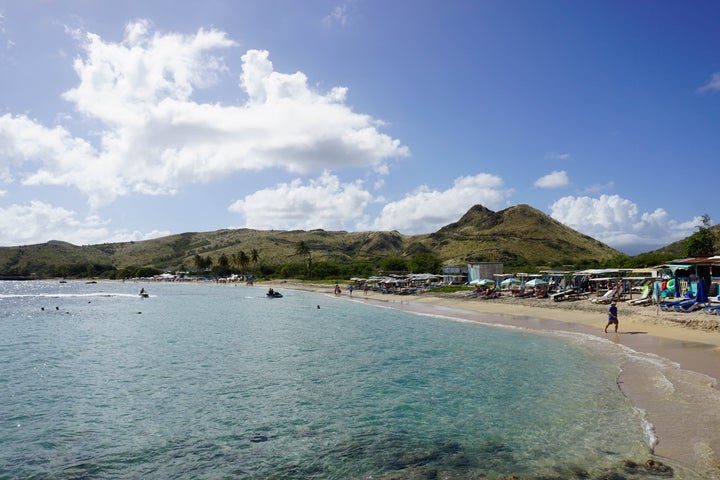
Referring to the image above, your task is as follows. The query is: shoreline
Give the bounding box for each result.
[266,281,720,478]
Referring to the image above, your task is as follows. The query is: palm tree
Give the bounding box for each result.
[193,254,204,273]
[295,241,312,278]
[231,252,241,273]
[238,250,250,274]
[250,248,260,272]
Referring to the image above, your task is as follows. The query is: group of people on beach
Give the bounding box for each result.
[472,284,500,299]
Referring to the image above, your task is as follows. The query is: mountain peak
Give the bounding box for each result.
[429,204,618,265]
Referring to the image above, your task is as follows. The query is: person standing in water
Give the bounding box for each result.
[604,301,619,333]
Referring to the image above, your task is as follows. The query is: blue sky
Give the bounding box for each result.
[1,0,718,255]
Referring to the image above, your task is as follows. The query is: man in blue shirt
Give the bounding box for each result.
[604,301,619,333]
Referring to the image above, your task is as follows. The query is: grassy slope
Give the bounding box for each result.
[0,204,629,275]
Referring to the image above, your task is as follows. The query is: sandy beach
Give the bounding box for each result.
[266,281,720,478]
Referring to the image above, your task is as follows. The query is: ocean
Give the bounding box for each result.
[0,280,688,479]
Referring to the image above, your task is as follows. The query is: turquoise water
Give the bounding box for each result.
[1,281,663,479]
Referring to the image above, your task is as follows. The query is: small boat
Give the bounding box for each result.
[266,291,283,298]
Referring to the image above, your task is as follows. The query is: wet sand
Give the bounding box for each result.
[269,282,720,478]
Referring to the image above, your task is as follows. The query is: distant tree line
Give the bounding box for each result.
[2,218,717,280]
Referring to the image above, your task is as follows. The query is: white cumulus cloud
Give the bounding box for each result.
[534,170,568,189]
[0,201,167,246]
[228,171,374,231]
[368,173,511,234]
[1,20,408,208]
[549,194,699,254]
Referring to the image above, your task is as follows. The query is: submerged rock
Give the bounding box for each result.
[623,458,674,477]
[375,466,438,480]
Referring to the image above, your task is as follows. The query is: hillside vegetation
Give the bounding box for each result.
[0,204,679,279]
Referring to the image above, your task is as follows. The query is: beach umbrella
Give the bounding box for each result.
[500,278,521,287]
[470,278,495,286]
[696,280,708,304]
[525,279,548,288]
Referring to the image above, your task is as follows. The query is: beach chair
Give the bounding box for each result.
[660,298,694,311]
[674,297,709,312]
[590,286,622,304]
[477,289,500,300]
[565,291,589,301]
[550,287,575,302]
[626,286,652,305]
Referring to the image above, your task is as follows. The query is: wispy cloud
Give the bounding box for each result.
[582,181,614,194]
[0,10,11,55]
[322,3,350,27]
[698,72,720,93]
[544,152,572,160]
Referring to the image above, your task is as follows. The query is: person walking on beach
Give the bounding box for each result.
[604,301,619,333]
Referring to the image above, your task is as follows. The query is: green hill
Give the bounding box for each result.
[636,224,720,261]
[426,204,616,266]
[0,203,635,279]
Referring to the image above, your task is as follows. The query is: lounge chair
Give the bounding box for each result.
[590,287,622,304]
[514,290,535,298]
[564,291,589,301]
[626,286,652,305]
[659,298,694,311]
[673,298,709,312]
[551,287,575,302]
[477,289,500,300]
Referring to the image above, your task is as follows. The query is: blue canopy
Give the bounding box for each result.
[696,280,709,304]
